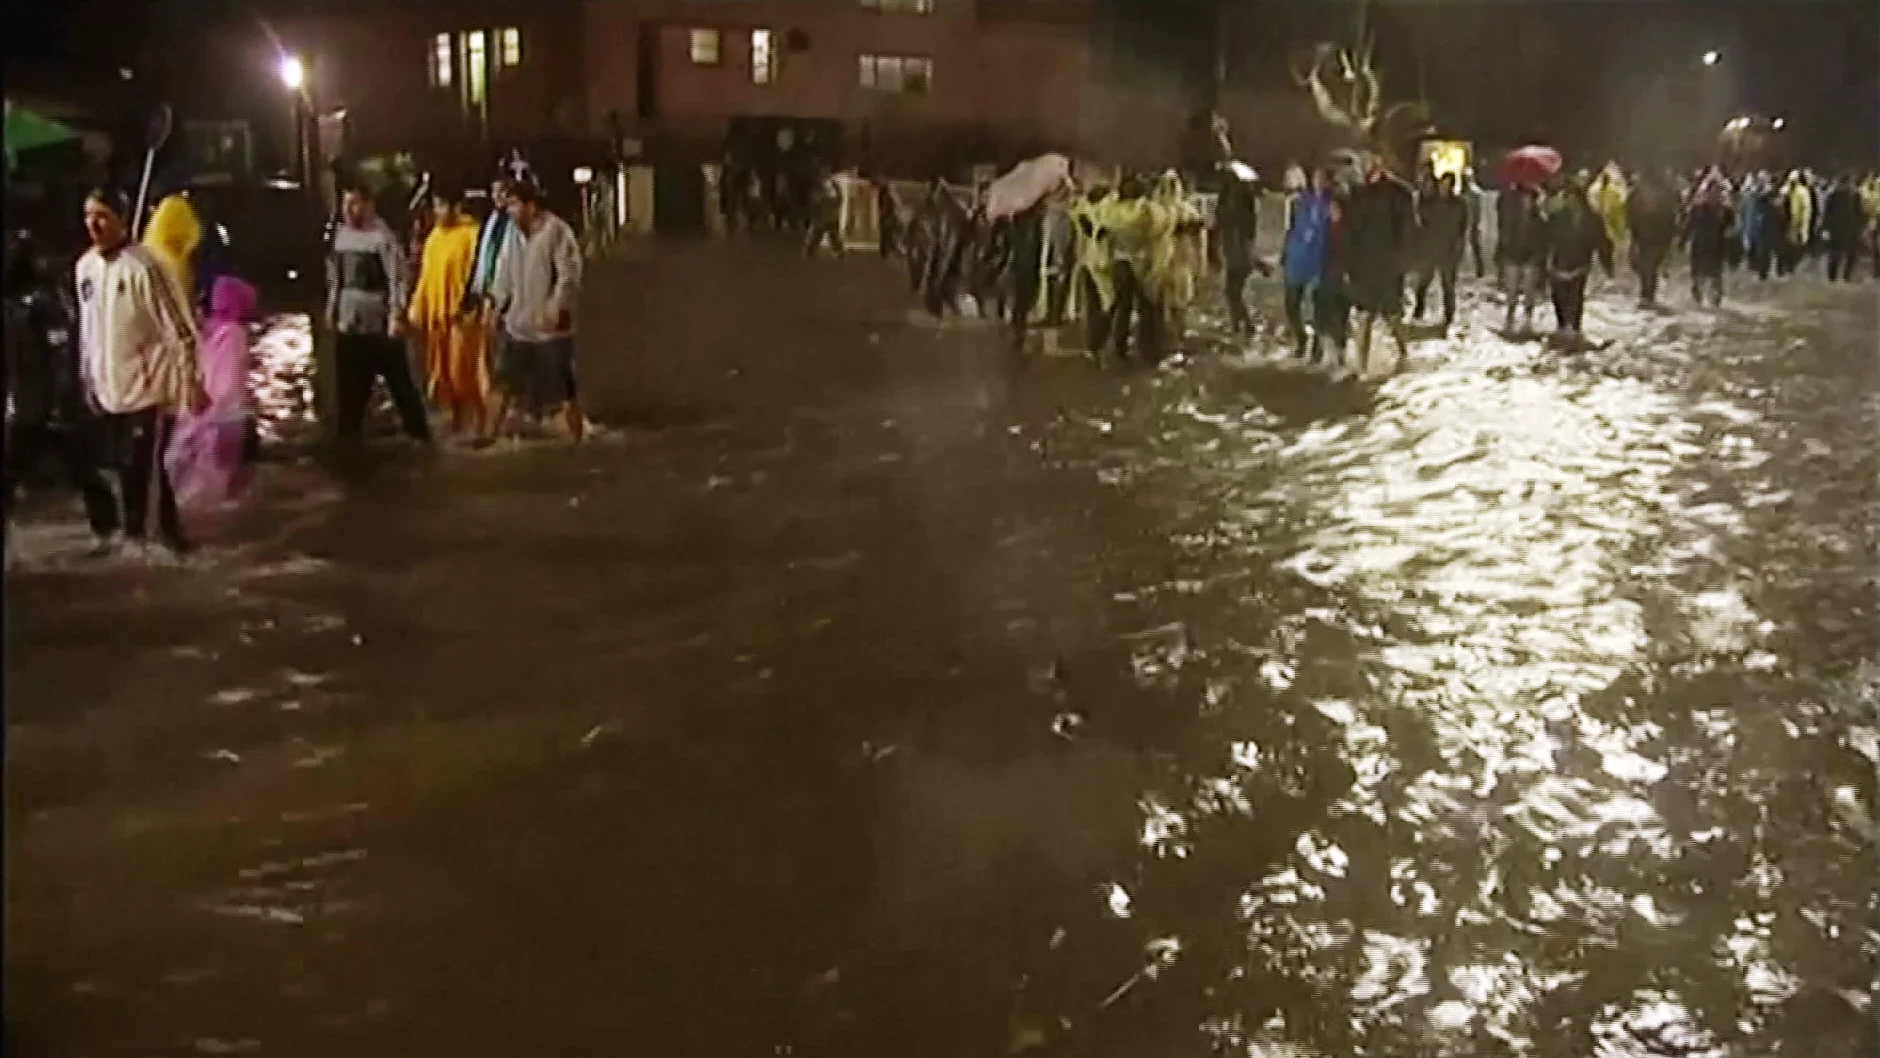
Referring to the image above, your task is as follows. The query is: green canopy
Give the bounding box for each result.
[5,100,80,167]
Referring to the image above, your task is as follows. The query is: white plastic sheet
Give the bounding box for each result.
[983,153,1072,221]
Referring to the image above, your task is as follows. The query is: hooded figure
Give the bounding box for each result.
[410,189,490,435]
[1216,163,1263,333]
[1779,171,1813,275]
[142,193,203,311]
[1339,159,1415,376]
[1280,170,1335,360]
[1067,184,1118,353]
[166,275,257,515]
[1147,170,1203,330]
[1683,171,1734,306]
[1103,175,1167,363]
[1587,164,1630,258]
[1625,170,1679,306]
[1737,171,1772,278]
[1539,177,1613,340]
[1822,174,1865,282]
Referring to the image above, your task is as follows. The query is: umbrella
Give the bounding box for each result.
[1501,145,1563,188]
[983,153,1071,221]
[5,100,80,166]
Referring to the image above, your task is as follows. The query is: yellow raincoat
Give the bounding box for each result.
[1858,176,1880,225]
[1587,165,1629,253]
[1067,190,1118,323]
[1782,174,1813,245]
[142,193,202,309]
[407,212,489,425]
[1147,171,1202,315]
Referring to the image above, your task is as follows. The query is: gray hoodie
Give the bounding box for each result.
[325,219,409,336]
[490,211,581,342]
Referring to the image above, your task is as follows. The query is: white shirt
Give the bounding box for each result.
[75,243,199,414]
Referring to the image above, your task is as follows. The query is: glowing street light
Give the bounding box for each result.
[1771,117,1787,130]
[278,54,306,91]
[1701,50,1721,67]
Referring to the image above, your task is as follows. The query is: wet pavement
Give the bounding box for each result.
[6,240,1878,1057]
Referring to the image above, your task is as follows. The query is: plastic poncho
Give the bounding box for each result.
[1146,171,1202,312]
[166,275,256,515]
[1782,174,1814,245]
[143,194,203,309]
[409,214,480,329]
[1859,177,1880,224]
[1587,165,1630,251]
[1067,190,1118,319]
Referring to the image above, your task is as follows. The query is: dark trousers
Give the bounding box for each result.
[1109,264,1163,363]
[1080,273,1111,352]
[1315,285,1351,356]
[804,219,843,257]
[1776,240,1804,276]
[334,332,431,445]
[1467,229,1486,278]
[5,420,118,536]
[1747,239,1772,280]
[1826,237,1860,281]
[1007,264,1040,347]
[1632,241,1669,303]
[108,408,186,547]
[1282,282,1311,350]
[1550,273,1589,332]
[1224,257,1254,332]
[1691,262,1725,306]
[1412,257,1460,324]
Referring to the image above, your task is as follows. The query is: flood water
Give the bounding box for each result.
[6,241,1877,1057]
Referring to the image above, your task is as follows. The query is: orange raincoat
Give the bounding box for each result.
[407,213,489,423]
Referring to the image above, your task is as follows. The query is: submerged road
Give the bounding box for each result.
[6,241,1878,1057]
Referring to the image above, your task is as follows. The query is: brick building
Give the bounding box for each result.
[585,0,1098,172]
[152,0,1202,183]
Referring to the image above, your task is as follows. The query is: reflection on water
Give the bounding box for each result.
[4,248,1874,1055]
[251,313,319,447]
[1040,283,1879,1056]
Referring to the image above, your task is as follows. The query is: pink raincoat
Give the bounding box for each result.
[166,275,257,514]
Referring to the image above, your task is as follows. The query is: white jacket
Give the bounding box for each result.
[75,243,199,414]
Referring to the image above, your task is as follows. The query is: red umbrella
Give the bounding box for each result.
[1501,145,1563,188]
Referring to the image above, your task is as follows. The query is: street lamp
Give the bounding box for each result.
[1771,117,1787,130]
[1701,50,1721,67]
[278,53,305,91]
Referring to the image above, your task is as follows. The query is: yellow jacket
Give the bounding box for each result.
[1588,167,1629,246]
[142,194,202,307]
[1860,177,1880,222]
[1147,171,1200,309]
[1782,177,1813,244]
[408,214,480,329]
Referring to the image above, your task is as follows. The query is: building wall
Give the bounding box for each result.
[583,0,1091,169]
[254,3,586,166]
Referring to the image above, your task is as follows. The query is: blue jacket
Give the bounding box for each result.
[1282,190,1333,288]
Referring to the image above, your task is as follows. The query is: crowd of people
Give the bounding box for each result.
[884,155,1880,381]
[3,166,588,562]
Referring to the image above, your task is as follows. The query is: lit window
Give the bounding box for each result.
[465,30,487,105]
[861,0,934,12]
[689,28,721,65]
[751,28,776,84]
[859,53,932,95]
[499,27,522,67]
[429,32,453,87]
